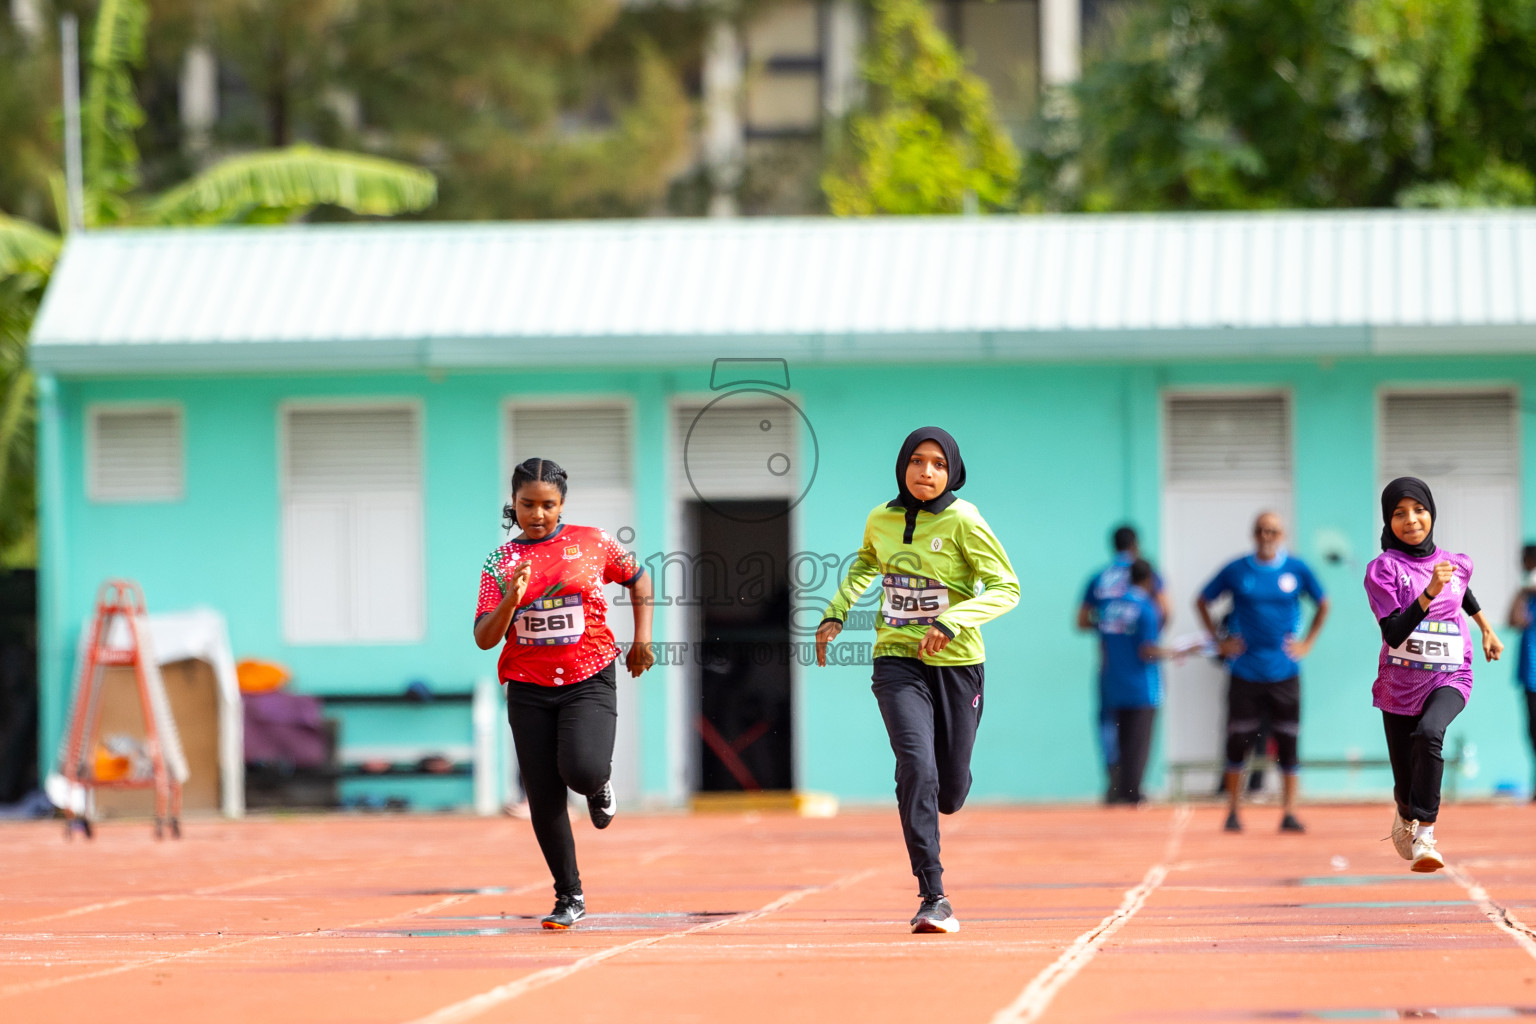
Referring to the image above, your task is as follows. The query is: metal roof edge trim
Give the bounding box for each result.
[428,327,1379,366]
[28,325,1415,376]
[1372,325,1536,354]
[29,339,425,375]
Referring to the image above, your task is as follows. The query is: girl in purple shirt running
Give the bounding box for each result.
[1363,477,1503,873]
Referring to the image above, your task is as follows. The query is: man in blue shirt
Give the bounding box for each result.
[1505,543,1536,801]
[1078,525,1168,804]
[1196,511,1329,833]
[1097,560,1167,804]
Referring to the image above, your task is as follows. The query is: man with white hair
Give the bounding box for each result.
[1196,511,1330,833]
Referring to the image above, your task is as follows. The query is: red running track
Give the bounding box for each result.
[1,803,1533,1023]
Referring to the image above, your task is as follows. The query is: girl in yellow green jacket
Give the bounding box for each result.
[816,426,1019,934]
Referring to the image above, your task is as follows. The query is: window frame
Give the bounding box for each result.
[85,401,186,504]
[1160,387,1295,487]
[277,397,426,645]
[1374,383,1520,484]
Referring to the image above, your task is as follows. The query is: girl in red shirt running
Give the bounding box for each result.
[474,458,654,928]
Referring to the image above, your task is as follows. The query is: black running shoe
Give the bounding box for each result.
[541,894,586,929]
[1223,809,1243,833]
[587,781,615,830]
[1279,812,1306,833]
[910,893,959,934]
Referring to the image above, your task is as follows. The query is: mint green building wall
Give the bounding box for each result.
[38,354,1536,805]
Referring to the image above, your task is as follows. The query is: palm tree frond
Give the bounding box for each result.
[144,145,438,225]
[83,0,149,217]
[0,213,61,280]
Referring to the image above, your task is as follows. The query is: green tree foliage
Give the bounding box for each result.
[0,1,436,569]
[823,0,1020,215]
[0,214,54,567]
[83,0,148,223]
[192,0,356,148]
[0,11,66,230]
[1022,0,1536,211]
[144,145,435,225]
[338,0,690,219]
[6,1,719,223]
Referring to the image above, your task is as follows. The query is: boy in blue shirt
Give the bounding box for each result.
[1197,511,1330,833]
[1078,525,1168,803]
[1505,544,1536,801]
[1097,559,1168,804]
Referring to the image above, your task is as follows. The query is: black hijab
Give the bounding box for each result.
[889,426,966,544]
[1380,476,1437,558]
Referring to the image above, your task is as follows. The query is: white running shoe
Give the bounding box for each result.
[910,894,959,934]
[1389,812,1414,861]
[1409,826,1445,873]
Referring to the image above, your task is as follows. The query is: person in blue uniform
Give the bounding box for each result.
[1506,543,1536,801]
[1078,525,1167,803]
[1096,559,1168,804]
[1196,511,1330,833]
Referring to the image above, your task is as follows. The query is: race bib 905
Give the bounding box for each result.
[515,594,585,646]
[1386,619,1463,672]
[882,574,950,627]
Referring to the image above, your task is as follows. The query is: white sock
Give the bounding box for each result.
[1417,823,1435,843]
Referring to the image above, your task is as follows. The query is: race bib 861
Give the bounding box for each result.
[1386,619,1463,672]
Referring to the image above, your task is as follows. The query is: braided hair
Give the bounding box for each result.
[502,458,569,532]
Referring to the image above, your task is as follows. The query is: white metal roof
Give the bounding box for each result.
[31,211,1536,374]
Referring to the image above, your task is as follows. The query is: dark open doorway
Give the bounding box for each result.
[691,499,793,792]
[0,570,36,805]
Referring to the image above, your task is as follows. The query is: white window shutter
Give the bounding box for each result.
[508,404,633,537]
[351,493,423,641]
[1380,390,1521,619]
[282,499,352,643]
[287,409,420,494]
[282,407,423,643]
[1381,393,1517,481]
[1166,396,1291,484]
[509,405,630,491]
[89,407,184,502]
[674,398,801,500]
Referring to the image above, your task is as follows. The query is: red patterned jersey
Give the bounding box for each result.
[476,524,642,687]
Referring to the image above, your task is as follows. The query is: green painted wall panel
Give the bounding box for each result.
[631,374,673,798]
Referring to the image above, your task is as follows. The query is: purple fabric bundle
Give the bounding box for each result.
[242,692,330,767]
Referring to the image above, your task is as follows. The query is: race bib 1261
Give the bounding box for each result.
[515,594,585,646]
[881,574,950,627]
[1386,619,1463,672]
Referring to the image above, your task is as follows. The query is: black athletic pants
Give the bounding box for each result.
[1111,707,1157,804]
[1225,674,1301,774]
[871,656,984,897]
[506,661,617,897]
[1381,685,1464,824]
[1527,689,1536,794]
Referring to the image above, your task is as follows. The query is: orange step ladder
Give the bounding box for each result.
[55,580,187,839]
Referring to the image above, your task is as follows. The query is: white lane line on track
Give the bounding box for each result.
[1446,864,1536,961]
[14,870,305,925]
[0,882,544,1001]
[14,897,142,925]
[989,803,1192,1024]
[402,868,877,1024]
